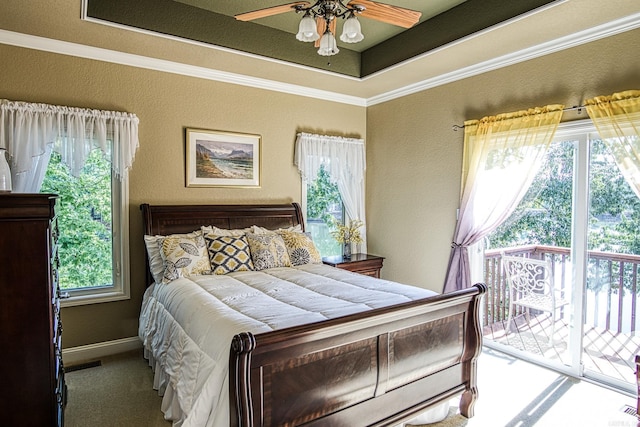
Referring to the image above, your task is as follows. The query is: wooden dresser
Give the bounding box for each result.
[0,193,66,426]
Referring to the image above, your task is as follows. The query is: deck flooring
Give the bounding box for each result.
[483,313,640,385]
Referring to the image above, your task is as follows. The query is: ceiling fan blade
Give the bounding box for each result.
[313,18,337,48]
[314,18,326,48]
[348,0,421,28]
[235,2,310,22]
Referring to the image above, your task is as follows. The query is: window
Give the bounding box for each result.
[295,132,367,255]
[305,165,344,257]
[40,149,129,305]
[41,145,130,307]
[0,99,138,307]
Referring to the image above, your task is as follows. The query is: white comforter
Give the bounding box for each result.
[138,263,436,427]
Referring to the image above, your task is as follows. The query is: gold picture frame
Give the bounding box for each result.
[185,128,261,188]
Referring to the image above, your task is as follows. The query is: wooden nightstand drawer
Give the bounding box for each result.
[322,253,384,278]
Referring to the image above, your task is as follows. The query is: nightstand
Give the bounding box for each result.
[322,253,385,278]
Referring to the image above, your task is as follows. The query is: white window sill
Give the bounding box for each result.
[60,288,130,307]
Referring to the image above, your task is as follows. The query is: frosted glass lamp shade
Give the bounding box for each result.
[0,148,12,192]
[340,16,364,43]
[317,31,339,56]
[296,15,320,42]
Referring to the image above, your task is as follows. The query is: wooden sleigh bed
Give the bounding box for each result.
[140,202,486,427]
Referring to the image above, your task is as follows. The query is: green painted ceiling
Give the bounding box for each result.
[86,0,557,78]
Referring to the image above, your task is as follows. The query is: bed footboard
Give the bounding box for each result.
[230,283,486,427]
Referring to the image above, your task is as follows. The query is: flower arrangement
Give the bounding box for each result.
[331,218,364,245]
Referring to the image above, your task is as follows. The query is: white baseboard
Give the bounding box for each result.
[62,336,142,365]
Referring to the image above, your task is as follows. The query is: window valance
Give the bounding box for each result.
[294,132,365,184]
[0,99,139,184]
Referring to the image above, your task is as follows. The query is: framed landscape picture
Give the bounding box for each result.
[185,128,261,188]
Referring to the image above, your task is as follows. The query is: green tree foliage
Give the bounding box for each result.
[489,139,640,255]
[489,141,574,249]
[306,165,343,256]
[40,150,113,289]
[306,165,342,223]
[588,140,640,254]
[489,139,640,293]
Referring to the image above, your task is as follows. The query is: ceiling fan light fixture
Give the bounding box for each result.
[296,13,320,42]
[236,1,422,57]
[340,15,363,43]
[317,30,339,56]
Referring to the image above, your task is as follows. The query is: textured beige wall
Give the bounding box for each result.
[0,0,364,349]
[0,43,365,348]
[366,28,640,292]
[0,0,364,97]
[2,0,639,348]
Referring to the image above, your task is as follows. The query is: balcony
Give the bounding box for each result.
[482,245,640,387]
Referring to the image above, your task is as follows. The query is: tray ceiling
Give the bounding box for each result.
[85,0,557,78]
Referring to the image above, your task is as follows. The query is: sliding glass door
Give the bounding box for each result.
[583,135,640,390]
[483,120,639,393]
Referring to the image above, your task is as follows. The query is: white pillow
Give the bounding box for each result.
[143,235,166,284]
[201,225,252,237]
[251,224,303,234]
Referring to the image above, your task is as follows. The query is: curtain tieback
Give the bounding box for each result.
[451,242,463,249]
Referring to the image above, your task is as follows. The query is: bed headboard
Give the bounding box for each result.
[140,203,305,285]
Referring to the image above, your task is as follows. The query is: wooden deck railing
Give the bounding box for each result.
[483,245,640,334]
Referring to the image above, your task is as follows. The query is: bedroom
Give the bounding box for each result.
[1,0,639,425]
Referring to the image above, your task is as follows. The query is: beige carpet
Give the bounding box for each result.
[65,347,637,427]
[65,350,171,427]
[64,349,469,426]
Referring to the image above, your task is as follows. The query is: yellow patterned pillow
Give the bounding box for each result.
[158,233,211,283]
[145,231,200,284]
[278,230,322,266]
[246,233,291,270]
[205,235,254,275]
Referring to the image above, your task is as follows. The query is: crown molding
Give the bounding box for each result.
[1,10,639,108]
[0,29,367,107]
[367,11,640,106]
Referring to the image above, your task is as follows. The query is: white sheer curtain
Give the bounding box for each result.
[585,90,640,199]
[0,99,139,192]
[443,105,564,293]
[294,132,367,252]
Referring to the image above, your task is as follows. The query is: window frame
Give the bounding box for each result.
[59,164,131,307]
[301,171,347,258]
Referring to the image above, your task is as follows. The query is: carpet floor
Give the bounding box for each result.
[64,350,170,427]
[64,347,637,426]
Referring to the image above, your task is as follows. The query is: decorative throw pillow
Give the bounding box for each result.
[205,235,254,275]
[158,233,211,283]
[246,233,291,270]
[278,230,322,266]
[144,231,200,284]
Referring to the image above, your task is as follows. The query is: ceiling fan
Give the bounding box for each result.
[235,1,422,56]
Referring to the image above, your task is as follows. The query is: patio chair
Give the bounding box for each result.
[502,254,569,344]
